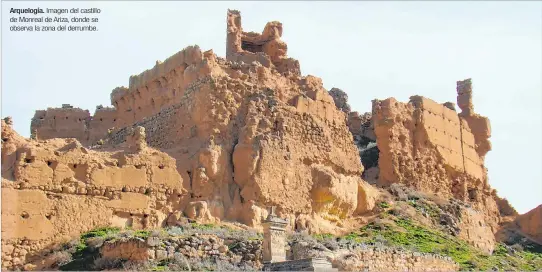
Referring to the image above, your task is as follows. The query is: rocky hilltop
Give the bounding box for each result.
[2,10,541,271]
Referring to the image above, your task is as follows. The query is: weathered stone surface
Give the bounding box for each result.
[1,119,185,270]
[100,238,152,261]
[3,10,378,270]
[226,10,300,76]
[514,205,542,244]
[4,9,533,271]
[344,79,513,253]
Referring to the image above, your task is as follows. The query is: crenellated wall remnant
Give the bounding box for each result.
[30,105,117,146]
[226,9,300,76]
[456,79,492,159]
[30,106,92,142]
[31,11,303,144]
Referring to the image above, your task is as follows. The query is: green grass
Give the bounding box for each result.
[190,222,217,230]
[313,233,334,241]
[151,265,166,271]
[407,199,441,220]
[339,216,542,271]
[378,201,391,209]
[80,226,121,240]
[134,230,151,239]
[59,227,121,271]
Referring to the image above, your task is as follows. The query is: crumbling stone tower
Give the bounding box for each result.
[457,78,492,159]
[226,9,300,76]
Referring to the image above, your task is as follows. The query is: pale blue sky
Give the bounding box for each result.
[2,1,541,214]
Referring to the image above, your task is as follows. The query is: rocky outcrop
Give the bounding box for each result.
[514,205,542,244]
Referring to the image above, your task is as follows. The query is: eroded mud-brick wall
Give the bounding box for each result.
[25,9,376,244]
[368,80,501,252]
[1,119,187,270]
[30,106,92,142]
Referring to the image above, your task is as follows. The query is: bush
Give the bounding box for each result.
[378,201,391,209]
[86,236,105,249]
[511,243,524,252]
[216,259,258,271]
[289,231,318,244]
[121,260,155,271]
[49,251,73,267]
[81,226,120,240]
[187,258,216,271]
[93,257,123,270]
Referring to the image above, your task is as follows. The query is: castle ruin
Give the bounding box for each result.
[1,9,523,270]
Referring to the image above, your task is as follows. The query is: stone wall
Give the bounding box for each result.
[349,79,503,252]
[264,258,336,271]
[289,241,458,272]
[331,247,459,272]
[30,106,91,142]
[1,120,186,270]
[102,65,369,233]
[97,234,261,268]
[88,106,118,144]
[372,95,487,191]
[12,11,377,268]
[112,46,224,129]
[30,105,117,146]
[30,46,222,144]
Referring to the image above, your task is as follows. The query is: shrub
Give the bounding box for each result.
[122,260,155,271]
[81,227,121,240]
[134,230,151,239]
[86,236,105,249]
[511,243,524,252]
[49,251,73,267]
[93,257,123,270]
[378,201,391,209]
[187,258,216,271]
[289,231,318,244]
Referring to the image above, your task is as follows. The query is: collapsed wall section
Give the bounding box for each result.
[355,79,503,251]
[371,95,498,213]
